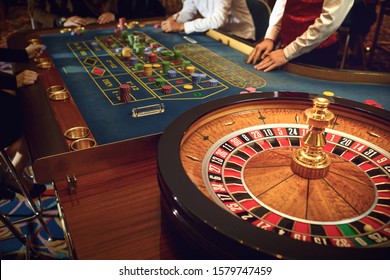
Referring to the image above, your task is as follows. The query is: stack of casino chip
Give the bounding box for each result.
[130,57,138,66]
[155,78,165,88]
[148,53,157,63]
[119,84,131,103]
[161,85,172,95]
[144,64,153,76]
[162,61,171,73]
[161,50,171,60]
[182,60,190,69]
[198,73,206,81]
[208,79,219,86]
[122,47,132,60]
[114,28,121,37]
[174,50,182,60]
[133,44,144,54]
[128,34,134,45]
[121,30,128,39]
[186,65,195,74]
[135,63,144,70]
[119,17,126,30]
[191,73,201,85]
[167,69,177,78]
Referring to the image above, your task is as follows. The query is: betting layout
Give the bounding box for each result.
[65,28,265,106]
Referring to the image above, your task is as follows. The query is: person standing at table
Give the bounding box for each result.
[0,45,46,199]
[160,0,256,41]
[247,0,354,71]
[28,0,118,29]
[117,0,166,19]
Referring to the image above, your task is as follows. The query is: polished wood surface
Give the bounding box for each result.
[56,152,183,259]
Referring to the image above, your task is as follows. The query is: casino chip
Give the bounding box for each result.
[162,61,171,73]
[130,57,138,66]
[143,64,153,76]
[155,78,165,88]
[122,47,132,59]
[161,85,172,95]
[119,84,131,103]
[149,53,157,63]
[119,17,126,30]
[245,87,256,93]
[364,99,383,108]
[135,63,143,70]
[323,91,335,97]
[191,73,201,85]
[186,65,195,74]
[208,79,219,87]
[168,70,177,78]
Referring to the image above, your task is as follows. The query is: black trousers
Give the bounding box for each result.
[291,43,339,68]
[0,91,23,149]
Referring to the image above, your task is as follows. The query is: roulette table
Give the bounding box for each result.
[7,21,390,259]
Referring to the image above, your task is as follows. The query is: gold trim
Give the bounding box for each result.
[37,61,54,69]
[70,138,96,151]
[47,85,66,94]
[49,91,70,101]
[64,127,90,140]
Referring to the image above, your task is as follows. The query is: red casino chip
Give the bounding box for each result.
[161,85,172,95]
[365,99,383,109]
[119,84,131,103]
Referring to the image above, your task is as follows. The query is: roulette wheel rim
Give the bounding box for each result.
[157,91,390,259]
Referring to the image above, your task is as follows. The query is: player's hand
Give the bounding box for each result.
[254,49,288,72]
[25,44,44,59]
[98,12,115,24]
[161,17,184,33]
[247,39,274,64]
[16,70,39,88]
[64,16,88,27]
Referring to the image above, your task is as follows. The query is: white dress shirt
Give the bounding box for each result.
[265,0,354,60]
[174,0,256,40]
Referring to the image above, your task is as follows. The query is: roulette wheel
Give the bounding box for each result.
[157,91,389,259]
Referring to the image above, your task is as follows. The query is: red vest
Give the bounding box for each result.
[281,0,338,48]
